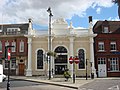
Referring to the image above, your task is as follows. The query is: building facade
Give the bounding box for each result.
[0,21,30,76]
[93,20,120,77]
[26,17,97,77]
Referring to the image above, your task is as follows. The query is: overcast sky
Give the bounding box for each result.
[0,0,119,30]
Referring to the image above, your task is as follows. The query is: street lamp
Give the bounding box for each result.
[69,56,79,83]
[47,7,53,80]
[5,45,14,90]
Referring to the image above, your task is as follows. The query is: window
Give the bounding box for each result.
[98,42,105,51]
[110,58,119,71]
[19,40,24,52]
[54,46,67,53]
[5,41,9,46]
[4,60,8,69]
[7,28,20,35]
[55,55,67,63]
[110,42,116,51]
[4,58,16,69]
[78,49,85,69]
[37,49,43,69]
[98,57,106,64]
[11,58,16,69]
[0,41,2,52]
[103,27,109,33]
[11,41,16,52]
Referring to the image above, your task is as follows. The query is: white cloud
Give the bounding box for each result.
[96,7,101,14]
[108,16,119,21]
[0,0,113,26]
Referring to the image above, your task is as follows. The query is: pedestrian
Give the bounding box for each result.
[63,69,71,81]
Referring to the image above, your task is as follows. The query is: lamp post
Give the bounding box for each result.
[47,7,53,80]
[69,56,79,83]
[5,46,14,90]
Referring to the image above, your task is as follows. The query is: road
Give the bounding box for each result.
[0,79,76,90]
[0,78,120,90]
[78,79,120,90]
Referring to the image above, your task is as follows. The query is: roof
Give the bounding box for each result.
[0,23,29,30]
[0,23,29,35]
[93,20,120,34]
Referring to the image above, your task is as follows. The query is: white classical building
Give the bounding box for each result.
[25,17,97,78]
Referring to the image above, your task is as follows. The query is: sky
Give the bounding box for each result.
[0,0,119,30]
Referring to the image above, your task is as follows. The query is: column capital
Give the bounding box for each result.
[28,37,32,44]
[69,36,75,42]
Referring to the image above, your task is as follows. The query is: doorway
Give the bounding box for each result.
[54,46,68,75]
[55,65,67,75]
[98,64,107,77]
[18,63,25,76]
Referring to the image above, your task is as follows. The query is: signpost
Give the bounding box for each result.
[69,56,79,83]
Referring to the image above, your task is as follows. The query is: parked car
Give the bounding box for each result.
[0,74,6,82]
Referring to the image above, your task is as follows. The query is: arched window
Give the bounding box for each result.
[78,49,85,69]
[55,46,67,53]
[37,49,43,69]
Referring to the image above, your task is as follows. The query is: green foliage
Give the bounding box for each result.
[47,51,57,57]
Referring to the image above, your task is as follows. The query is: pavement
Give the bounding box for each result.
[10,76,95,89]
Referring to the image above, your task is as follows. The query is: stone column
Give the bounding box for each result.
[90,37,97,77]
[26,37,32,76]
[88,16,97,78]
[25,18,33,76]
[69,36,74,77]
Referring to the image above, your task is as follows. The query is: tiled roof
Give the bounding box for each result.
[93,20,120,34]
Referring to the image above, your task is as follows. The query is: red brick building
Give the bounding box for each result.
[93,20,120,77]
[0,23,29,76]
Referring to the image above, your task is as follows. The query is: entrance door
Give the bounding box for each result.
[55,65,67,75]
[98,64,107,77]
[18,63,25,76]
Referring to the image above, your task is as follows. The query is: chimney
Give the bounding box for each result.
[28,18,33,35]
[88,16,93,34]
[89,16,92,23]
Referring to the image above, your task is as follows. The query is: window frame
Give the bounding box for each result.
[19,40,24,52]
[98,57,106,64]
[7,28,20,35]
[78,49,85,69]
[98,42,105,52]
[110,57,119,71]
[11,40,16,52]
[36,49,44,70]
[103,26,109,33]
[0,41,2,52]
[110,42,117,51]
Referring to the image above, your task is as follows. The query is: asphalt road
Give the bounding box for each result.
[79,79,120,90]
[0,79,76,90]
